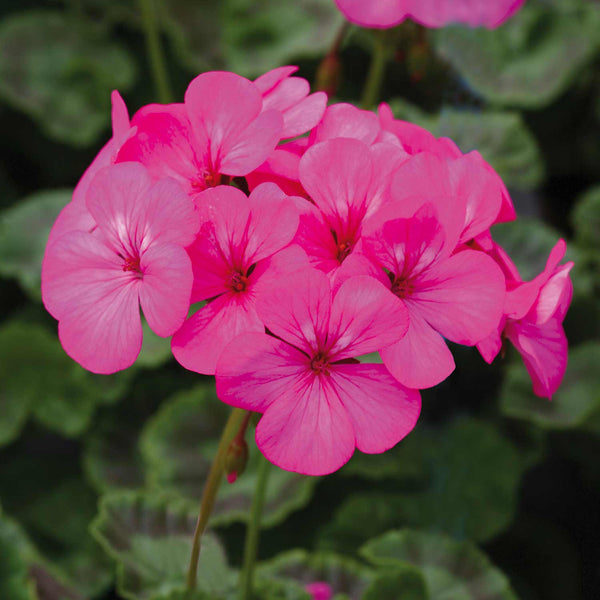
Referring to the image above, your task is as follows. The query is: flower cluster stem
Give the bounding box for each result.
[186,407,249,590]
[137,0,173,104]
[239,453,271,600]
[361,30,390,110]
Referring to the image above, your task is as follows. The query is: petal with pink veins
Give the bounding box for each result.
[412,249,505,345]
[311,103,381,145]
[138,243,194,338]
[172,292,263,375]
[331,362,421,453]
[381,309,456,389]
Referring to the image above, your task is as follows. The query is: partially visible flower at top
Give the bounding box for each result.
[171,183,306,375]
[216,269,420,476]
[334,0,526,29]
[305,582,333,600]
[117,71,283,201]
[42,162,200,374]
[254,66,328,139]
[48,90,135,244]
[477,239,573,398]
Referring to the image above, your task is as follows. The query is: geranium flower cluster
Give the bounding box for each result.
[42,67,572,476]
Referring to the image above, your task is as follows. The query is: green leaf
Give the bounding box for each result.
[0,189,71,301]
[222,0,340,77]
[325,420,524,546]
[361,530,519,600]
[0,514,39,600]
[387,100,543,190]
[500,341,600,431]
[258,550,373,599]
[362,567,428,600]
[0,10,136,146]
[0,321,132,442]
[434,0,600,108]
[137,320,174,369]
[572,186,600,251]
[91,492,234,600]
[140,385,317,528]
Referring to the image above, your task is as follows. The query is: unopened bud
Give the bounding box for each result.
[224,437,248,484]
[316,53,341,98]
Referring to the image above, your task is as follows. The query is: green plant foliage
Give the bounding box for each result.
[91,491,235,599]
[258,550,373,599]
[137,320,175,368]
[361,529,519,600]
[0,189,70,301]
[572,185,600,251]
[387,100,544,189]
[0,321,132,442]
[165,0,340,77]
[0,10,135,146]
[140,385,318,528]
[500,341,600,431]
[326,420,524,546]
[434,0,600,108]
[361,567,428,600]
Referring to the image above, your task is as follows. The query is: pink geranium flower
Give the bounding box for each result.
[334,0,526,29]
[216,269,420,476]
[295,137,408,277]
[477,240,573,398]
[306,582,333,600]
[48,90,134,244]
[171,183,306,375]
[42,162,200,374]
[254,66,327,139]
[352,201,505,388]
[117,71,283,201]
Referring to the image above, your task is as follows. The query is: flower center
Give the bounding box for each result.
[191,169,223,191]
[310,351,330,375]
[121,254,142,277]
[228,271,249,293]
[391,275,415,299]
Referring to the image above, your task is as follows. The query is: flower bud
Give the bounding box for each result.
[224,437,248,484]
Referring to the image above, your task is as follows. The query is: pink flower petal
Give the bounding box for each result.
[412,249,505,345]
[331,362,421,453]
[256,268,332,355]
[172,292,263,375]
[256,373,355,475]
[506,318,568,399]
[280,91,328,139]
[42,230,142,374]
[381,309,456,389]
[311,103,381,145]
[299,138,372,224]
[216,332,310,413]
[138,243,194,337]
[329,276,409,360]
[334,0,408,28]
[254,66,299,94]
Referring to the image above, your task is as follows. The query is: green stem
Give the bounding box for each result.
[239,454,271,600]
[137,0,173,104]
[361,31,389,110]
[186,407,248,590]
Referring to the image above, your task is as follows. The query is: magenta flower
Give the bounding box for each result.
[305,582,333,600]
[117,71,283,200]
[171,183,305,375]
[216,269,420,476]
[477,240,573,398]
[254,66,327,139]
[48,90,134,244]
[353,202,505,388]
[295,137,408,277]
[334,0,526,29]
[42,162,200,374]
[378,103,516,224]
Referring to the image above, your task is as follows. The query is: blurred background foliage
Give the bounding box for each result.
[0,0,599,598]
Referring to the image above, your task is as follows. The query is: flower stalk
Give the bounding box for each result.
[186,407,249,590]
[239,453,271,600]
[361,30,390,109]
